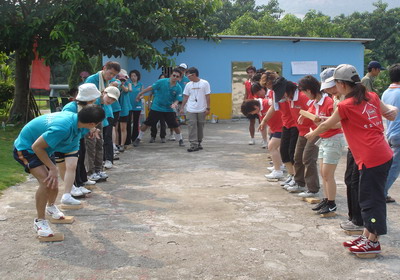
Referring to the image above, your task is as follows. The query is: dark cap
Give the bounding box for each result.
[368,61,385,70]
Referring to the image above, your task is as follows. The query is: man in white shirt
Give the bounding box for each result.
[180,67,211,152]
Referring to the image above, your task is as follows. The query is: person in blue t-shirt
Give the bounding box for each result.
[133,68,185,147]
[13,106,105,237]
[115,70,132,152]
[126,70,144,145]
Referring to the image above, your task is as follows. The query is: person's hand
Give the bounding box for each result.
[179,108,184,115]
[297,115,304,125]
[171,103,178,109]
[136,94,142,102]
[89,128,101,139]
[44,167,58,189]
[304,128,316,140]
[205,108,210,116]
[258,123,265,132]
[109,81,119,87]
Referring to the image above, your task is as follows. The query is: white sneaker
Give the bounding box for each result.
[267,166,275,172]
[287,184,306,193]
[34,219,54,237]
[61,194,81,205]
[298,191,318,198]
[71,185,84,197]
[280,175,293,186]
[283,178,296,190]
[46,204,64,219]
[261,140,268,148]
[79,186,91,195]
[104,160,113,169]
[89,173,101,181]
[83,179,96,185]
[169,134,176,141]
[265,170,284,179]
[97,171,108,179]
[248,138,255,145]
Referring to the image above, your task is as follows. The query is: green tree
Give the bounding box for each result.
[0,0,220,122]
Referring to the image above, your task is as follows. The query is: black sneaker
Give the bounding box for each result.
[149,137,156,143]
[312,198,327,211]
[133,138,141,147]
[179,139,185,147]
[187,146,199,152]
[318,202,337,214]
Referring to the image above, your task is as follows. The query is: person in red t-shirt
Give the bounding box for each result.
[298,75,344,215]
[306,64,398,255]
[243,66,258,145]
[242,89,283,178]
[259,74,298,183]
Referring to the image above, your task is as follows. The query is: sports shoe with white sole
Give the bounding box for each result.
[79,186,91,195]
[298,191,318,198]
[340,220,364,231]
[89,173,101,181]
[248,138,255,145]
[349,239,381,254]
[97,171,108,179]
[61,194,81,205]
[104,160,113,169]
[261,140,268,148]
[280,175,293,186]
[343,235,367,248]
[83,179,96,185]
[283,178,296,190]
[265,170,284,179]
[34,219,54,237]
[71,185,84,197]
[46,205,65,219]
[287,184,306,193]
[132,138,141,147]
[179,139,185,147]
[169,135,176,141]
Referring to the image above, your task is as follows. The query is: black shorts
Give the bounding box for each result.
[113,112,120,126]
[54,151,79,163]
[13,148,55,173]
[247,113,259,120]
[119,115,128,122]
[144,110,179,128]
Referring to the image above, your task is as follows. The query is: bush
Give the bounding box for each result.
[0,81,14,109]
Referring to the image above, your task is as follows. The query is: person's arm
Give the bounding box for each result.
[136,86,153,101]
[31,136,58,189]
[258,105,275,131]
[120,82,129,93]
[380,100,398,121]
[180,95,189,114]
[205,94,211,115]
[305,108,341,140]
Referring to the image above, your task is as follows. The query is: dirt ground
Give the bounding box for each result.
[1,120,400,280]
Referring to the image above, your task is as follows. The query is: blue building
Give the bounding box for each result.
[107,35,373,119]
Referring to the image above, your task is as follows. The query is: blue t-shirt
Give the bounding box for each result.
[119,81,132,117]
[85,72,107,90]
[178,76,190,91]
[94,99,110,127]
[382,85,400,140]
[129,81,143,111]
[14,112,81,155]
[62,101,90,138]
[85,73,112,126]
[151,78,182,112]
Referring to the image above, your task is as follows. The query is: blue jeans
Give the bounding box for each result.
[384,135,400,197]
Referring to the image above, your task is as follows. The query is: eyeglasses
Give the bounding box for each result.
[171,74,180,78]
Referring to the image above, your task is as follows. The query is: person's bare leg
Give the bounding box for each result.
[284,162,294,175]
[120,122,127,146]
[249,118,255,138]
[321,163,338,200]
[269,137,282,170]
[30,165,58,219]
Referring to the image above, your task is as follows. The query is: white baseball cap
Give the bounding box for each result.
[104,86,120,100]
[326,64,361,84]
[179,63,188,69]
[320,68,336,90]
[76,83,101,101]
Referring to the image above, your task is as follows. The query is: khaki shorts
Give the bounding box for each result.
[318,134,345,164]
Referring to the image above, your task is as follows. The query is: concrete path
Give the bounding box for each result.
[1,120,400,279]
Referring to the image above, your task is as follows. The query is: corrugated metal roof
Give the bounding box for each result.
[209,35,374,43]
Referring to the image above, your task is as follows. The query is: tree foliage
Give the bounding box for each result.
[0,0,220,122]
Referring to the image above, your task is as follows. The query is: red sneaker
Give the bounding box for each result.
[349,239,381,254]
[343,235,366,248]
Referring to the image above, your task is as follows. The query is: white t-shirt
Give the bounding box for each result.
[183,79,211,113]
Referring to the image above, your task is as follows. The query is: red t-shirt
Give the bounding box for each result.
[337,91,393,169]
[244,80,254,99]
[287,90,317,136]
[257,97,282,133]
[273,90,296,129]
[308,94,343,138]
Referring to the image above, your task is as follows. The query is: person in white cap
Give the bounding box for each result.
[61,83,102,202]
[306,64,398,256]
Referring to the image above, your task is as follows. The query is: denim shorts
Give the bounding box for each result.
[318,134,345,164]
[13,148,55,173]
[269,131,282,139]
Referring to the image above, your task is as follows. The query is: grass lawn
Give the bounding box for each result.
[0,125,26,192]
